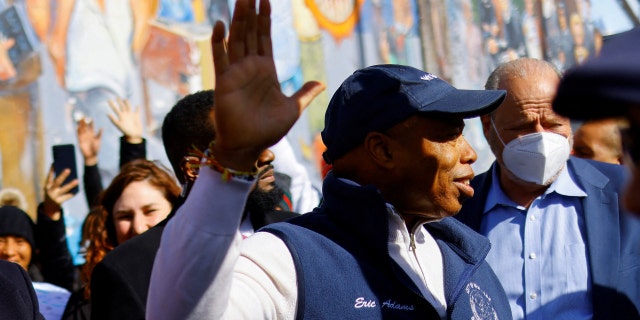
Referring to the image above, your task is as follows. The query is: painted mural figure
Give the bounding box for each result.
[575,0,600,55]
[140,0,210,138]
[479,0,499,70]
[569,12,589,64]
[48,0,155,184]
[486,0,526,66]
[449,0,489,90]
[372,0,418,65]
[0,0,48,214]
[496,0,526,57]
[541,0,574,71]
[555,2,575,69]
[521,0,543,59]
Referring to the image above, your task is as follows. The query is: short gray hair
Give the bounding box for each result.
[485,58,563,90]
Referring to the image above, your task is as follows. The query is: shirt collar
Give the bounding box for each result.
[483,164,587,214]
[545,164,587,198]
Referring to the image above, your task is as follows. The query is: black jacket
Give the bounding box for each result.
[89,196,298,320]
[0,260,44,320]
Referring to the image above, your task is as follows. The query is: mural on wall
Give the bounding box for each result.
[0,0,637,263]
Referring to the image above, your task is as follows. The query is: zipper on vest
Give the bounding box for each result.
[409,232,417,251]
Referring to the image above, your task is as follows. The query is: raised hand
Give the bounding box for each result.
[107,98,144,144]
[210,0,325,171]
[76,118,102,166]
[42,165,79,221]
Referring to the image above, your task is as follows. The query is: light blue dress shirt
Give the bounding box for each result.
[480,165,593,320]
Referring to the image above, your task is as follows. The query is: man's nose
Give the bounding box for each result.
[460,136,478,165]
[257,149,275,167]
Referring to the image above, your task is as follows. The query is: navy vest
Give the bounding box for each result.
[261,172,512,320]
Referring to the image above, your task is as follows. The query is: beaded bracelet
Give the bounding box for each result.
[188,142,258,182]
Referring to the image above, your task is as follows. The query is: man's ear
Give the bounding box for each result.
[363,132,395,169]
[180,156,201,182]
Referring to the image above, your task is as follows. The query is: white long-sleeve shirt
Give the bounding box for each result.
[147,166,446,319]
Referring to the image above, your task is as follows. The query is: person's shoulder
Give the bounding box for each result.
[569,156,627,185]
[0,260,43,320]
[427,218,492,261]
[0,259,29,281]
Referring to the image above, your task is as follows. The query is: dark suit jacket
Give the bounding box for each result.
[456,157,640,319]
[90,198,299,320]
[0,260,44,320]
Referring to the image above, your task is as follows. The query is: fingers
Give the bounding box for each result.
[228,0,248,64]
[107,99,123,126]
[51,169,79,190]
[258,0,272,57]
[107,112,118,128]
[53,168,71,187]
[58,178,79,196]
[222,0,268,63]
[108,99,122,115]
[108,98,136,119]
[245,0,258,55]
[291,80,326,113]
[45,165,55,188]
[212,21,229,76]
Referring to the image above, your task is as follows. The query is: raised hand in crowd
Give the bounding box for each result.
[209,0,324,170]
[107,99,144,144]
[41,165,79,222]
[76,118,102,167]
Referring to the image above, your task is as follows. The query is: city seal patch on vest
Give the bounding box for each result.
[466,282,499,320]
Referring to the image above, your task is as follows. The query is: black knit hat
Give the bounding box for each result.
[0,206,35,250]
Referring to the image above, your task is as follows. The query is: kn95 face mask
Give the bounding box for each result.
[491,118,570,185]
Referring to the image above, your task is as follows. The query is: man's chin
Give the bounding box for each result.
[256,183,276,194]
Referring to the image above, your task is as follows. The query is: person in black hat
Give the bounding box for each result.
[0,206,37,272]
[554,27,640,215]
[147,0,511,319]
[0,205,72,319]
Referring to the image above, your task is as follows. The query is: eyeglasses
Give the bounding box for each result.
[620,126,640,167]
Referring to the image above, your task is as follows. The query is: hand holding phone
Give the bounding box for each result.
[52,144,79,195]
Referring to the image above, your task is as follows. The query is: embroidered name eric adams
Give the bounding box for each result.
[354,297,415,311]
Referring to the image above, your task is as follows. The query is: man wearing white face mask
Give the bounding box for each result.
[456,58,640,319]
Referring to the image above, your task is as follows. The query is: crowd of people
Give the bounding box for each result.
[1,0,640,319]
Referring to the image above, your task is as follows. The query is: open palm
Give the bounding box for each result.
[210,0,325,171]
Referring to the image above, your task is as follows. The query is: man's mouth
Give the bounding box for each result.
[258,166,275,183]
[454,176,474,198]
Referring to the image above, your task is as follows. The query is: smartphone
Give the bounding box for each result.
[52,144,79,195]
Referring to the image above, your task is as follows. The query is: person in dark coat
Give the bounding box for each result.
[89,90,299,320]
[0,259,44,320]
[0,205,72,319]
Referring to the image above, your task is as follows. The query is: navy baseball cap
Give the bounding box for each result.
[554,27,640,119]
[321,64,506,164]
